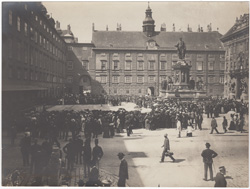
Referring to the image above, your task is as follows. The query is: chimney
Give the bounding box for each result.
[67,24,71,34]
[116,23,119,31]
[210,23,212,31]
[201,27,203,32]
[161,23,166,31]
[92,23,95,31]
[56,21,60,29]
[173,23,175,32]
[187,24,189,32]
[106,25,108,31]
[119,24,122,31]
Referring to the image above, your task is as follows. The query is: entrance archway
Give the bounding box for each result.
[79,75,91,94]
[147,87,154,96]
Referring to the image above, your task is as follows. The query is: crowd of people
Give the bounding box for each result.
[4,94,248,186]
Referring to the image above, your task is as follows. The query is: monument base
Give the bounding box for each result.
[160,89,207,100]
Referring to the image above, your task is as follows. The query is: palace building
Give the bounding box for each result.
[221,14,249,101]
[86,5,225,96]
[2,2,67,114]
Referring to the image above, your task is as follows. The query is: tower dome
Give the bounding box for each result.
[142,3,155,37]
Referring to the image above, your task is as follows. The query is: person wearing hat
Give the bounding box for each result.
[210,117,220,134]
[214,166,227,187]
[201,143,218,181]
[117,152,128,187]
[160,134,175,163]
[19,132,31,166]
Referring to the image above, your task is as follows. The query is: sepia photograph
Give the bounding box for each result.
[1,1,249,187]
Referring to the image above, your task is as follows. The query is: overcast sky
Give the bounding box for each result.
[43,1,249,43]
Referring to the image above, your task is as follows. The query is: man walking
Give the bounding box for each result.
[222,116,228,133]
[210,117,220,134]
[160,133,175,163]
[117,152,128,187]
[201,143,218,181]
[214,166,227,187]
[92,139,104,169]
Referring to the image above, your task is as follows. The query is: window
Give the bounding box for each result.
[125,76,132,83]
[40,20,42,25]
[24,23,28,36]
[126,90,130,94]
[34,31,38,43]
[112,76,119,83]
[125,61,131,70]
[30,72,34,80]
[24,4,28,10]
[67,76,73,83]
[114,89,117,94]
[9,10,12,25]
[149,76,155,83]
[101,76,107,83]
[35,15,38,21]
[208,61,214,70]
[30,27,34,40]
[67,61,73,70]
[24,46,28,63]
[17,17,21,31]
[8,39,12,58]
[137,76,144,83]
[196,61,203,70]
[138,89,142,94]
[209,89,213,93]
[81,60,89,70]
[208,76,214,83]
[113,60,119,70]
[219,76,224,84]
[68,46,73,51]
[35,73,38,81]
[160,61,166,70]
[149,61,155,70]
[39,35,42,45]
[47,41,49,50]
[137,61,144,70]
[17,42,21,61]
[43,38,46,48]
[101,61,107,70]
[220,61,225,70]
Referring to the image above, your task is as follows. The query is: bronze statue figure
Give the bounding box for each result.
[175,38,186,60]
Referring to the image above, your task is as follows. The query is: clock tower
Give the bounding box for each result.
[142,3,155,37]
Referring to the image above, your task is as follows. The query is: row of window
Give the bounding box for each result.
[8,10,65,59]
[100,53,224,60]
[97,60,224,71]
[8,67,62,83]
[8,39,64,74]
[67,61,89,71]
[92,75,224,84]
[112,88,145,94]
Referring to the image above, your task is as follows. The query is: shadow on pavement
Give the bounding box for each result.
[127,152,147,158]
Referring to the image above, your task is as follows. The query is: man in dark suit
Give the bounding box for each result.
[214,166,227,187]
[117,152,128,187]
[201,143,218,181]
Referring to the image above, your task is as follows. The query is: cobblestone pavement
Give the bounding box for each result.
[1,103,249,187]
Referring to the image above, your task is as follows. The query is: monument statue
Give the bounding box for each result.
[161,80,168,90]
[175,38,186,60]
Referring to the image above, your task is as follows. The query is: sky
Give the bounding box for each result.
[43,1,249,43]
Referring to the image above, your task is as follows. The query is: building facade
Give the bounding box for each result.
[2,2,67,114]
[221,14,249,101]
[89,6,225,96]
